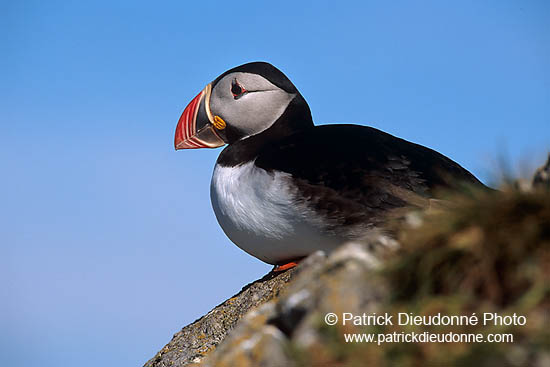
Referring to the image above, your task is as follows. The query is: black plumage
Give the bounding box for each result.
[218,121,485,234]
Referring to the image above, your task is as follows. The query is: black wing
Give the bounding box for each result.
[254,124,485,228]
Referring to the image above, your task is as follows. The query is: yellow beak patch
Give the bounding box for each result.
[213,115,226,130]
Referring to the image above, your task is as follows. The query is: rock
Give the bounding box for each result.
[144,241,391,367]
[200,303,294,367]
[197,243,390,367]
[143,268,299,367]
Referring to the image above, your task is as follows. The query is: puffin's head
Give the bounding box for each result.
[174,62,312,149]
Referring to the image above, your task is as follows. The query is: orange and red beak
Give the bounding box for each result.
[174,84,226,150]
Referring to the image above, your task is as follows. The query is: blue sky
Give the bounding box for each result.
[2,1,548,366]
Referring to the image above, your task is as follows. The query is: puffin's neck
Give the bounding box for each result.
[216,95,314,167]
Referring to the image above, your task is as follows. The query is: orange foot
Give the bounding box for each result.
[272,261,300,272]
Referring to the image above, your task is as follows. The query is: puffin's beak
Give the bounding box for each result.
[174,84,225,150]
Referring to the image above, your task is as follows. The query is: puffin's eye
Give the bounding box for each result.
[231,79,246,99]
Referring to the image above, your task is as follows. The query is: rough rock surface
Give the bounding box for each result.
[200,245,389,367]
[143,268,299,367]
[144,242,390,367]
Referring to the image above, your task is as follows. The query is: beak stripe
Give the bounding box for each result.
[187,91,202,140]
[174,83,225,150]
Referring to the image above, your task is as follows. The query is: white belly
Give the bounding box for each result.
[210,161,342,264]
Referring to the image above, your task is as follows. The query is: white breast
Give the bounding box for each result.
[210,161,342,264]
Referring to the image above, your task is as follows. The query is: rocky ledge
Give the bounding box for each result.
[145,157,550,367]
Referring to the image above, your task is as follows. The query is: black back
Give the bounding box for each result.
[219,123,486,229]
[256,124,483,192]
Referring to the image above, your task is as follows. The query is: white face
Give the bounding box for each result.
[209,72,296,140]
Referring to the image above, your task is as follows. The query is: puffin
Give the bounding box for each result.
[175,62,486,271]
